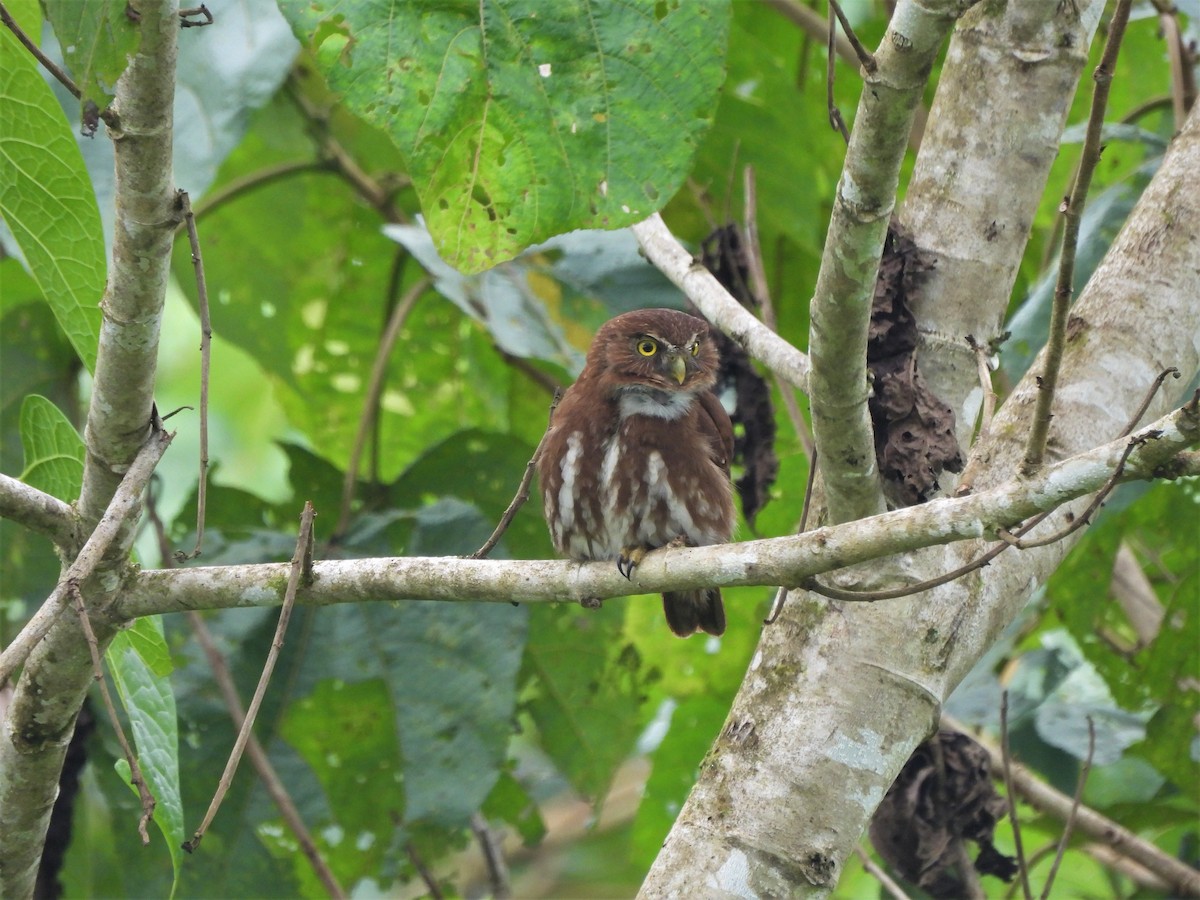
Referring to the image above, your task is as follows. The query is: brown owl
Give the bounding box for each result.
[537,308,736,637]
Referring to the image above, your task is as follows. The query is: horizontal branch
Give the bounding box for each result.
[0,474,76,548]
[631,213,811,391]
[115,403,1197,620]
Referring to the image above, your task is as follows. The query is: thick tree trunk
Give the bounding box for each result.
[638,32,1200,900]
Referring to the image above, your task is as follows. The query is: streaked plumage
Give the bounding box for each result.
[537,308,735,636]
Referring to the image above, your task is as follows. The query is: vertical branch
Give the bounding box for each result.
[1000,692,1034,900]
[1021,0,1134,473]
[807,0,979,524]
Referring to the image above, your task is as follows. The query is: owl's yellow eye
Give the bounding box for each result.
[637,339,658,357]
[690,342,700,357]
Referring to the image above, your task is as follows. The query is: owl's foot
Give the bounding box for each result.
[665,534,691,550]
[581,596,603,610]
[617,545,647,580]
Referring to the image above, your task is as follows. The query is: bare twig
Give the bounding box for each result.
[764,449,819,625]
[944,715,1200,897]
[1151,0,1197,122]
[967,334,998,444]
[184,160,330,229]
[1022,0,1134,473]
[176,190,211,561]
[183,502,316,853]
[742,167,813,456]
[187,612,347,896]
[1000,693,1034,900]
[471,812,512,899]
[761,0,857,66]
[855,845,911,900]
[70,583,155,843]
[471,390,561,560]
[406,842,444,899]
[0,428,173,686]
[334,274,428,539]
[826,10,851,143]
[1039,717,1095,899]
[0,1,82,104]
[829,0,877,73]
[178,4,213,27]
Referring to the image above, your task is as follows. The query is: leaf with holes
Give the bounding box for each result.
[282,0,731,273]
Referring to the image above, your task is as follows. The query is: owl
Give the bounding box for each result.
[537,308,736,637]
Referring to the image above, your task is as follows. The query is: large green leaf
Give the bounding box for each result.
[19,394,84,501]
[0,27,104,371]
[283,0,731,273]
[108,623,183,897]
[521,603,653,802]
[41,0,139,122]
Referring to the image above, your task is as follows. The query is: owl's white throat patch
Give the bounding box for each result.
[618,388,694,421]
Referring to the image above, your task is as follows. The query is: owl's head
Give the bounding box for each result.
[588,308,720,400]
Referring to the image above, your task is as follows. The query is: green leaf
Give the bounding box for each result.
[108,623,183,898]
[283,0,731,273]
[279,679,405,888]
[0,26,105,371]
[481,771,546,847]
[41,0,140,120]
[521,604,651,802]
[19,394,84,501]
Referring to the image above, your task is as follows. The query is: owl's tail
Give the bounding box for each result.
[662,588,726,637]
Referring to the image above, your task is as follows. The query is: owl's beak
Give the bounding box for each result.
[669,354,687,384]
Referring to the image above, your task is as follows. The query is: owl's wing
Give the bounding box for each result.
[697,389,734,474]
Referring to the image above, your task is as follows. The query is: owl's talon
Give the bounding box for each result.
[617,546,647,580]
[581,596,603,610]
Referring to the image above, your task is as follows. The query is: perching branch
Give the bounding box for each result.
[808,0,982,525]
[114,401,1198,620]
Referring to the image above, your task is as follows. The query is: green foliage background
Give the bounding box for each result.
[0,0,1195,896]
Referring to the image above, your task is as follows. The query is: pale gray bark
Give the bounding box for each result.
[636,102,1200,900]
[0,3,180,896]
[109,407,1196,619]
[808,0,985,525]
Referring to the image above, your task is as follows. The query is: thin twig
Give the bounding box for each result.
[470,812,512,899]
[334,274,428,540]
[0,1,82,102]
[854,845,911,900]
[826,9,851,143]
[944,715,1200,897]
[761,0,857,66]
[183,160,330,231]
[178,4,213,27]
[1039,717,1095,899]
[1150,0,1197,122]
[742,167,813,456]
[1022,0,1134,474]
[186,612,346,896]
[406,842,444,899]
[0,428,173,686]
[183,502,316,853]
[967,334,998,445]
[1000,692,1035,900]
[471,390,562,560]
[829,0,877,73]
[764,450,820,625]
[176,190,211,561]
[70,583,156,843]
